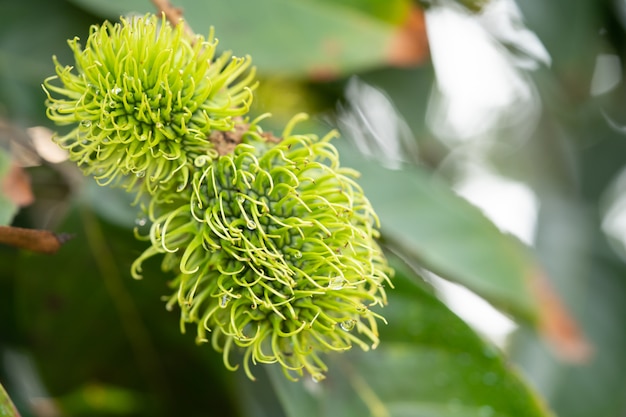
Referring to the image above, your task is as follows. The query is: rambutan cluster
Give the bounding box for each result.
[44,14,392,381]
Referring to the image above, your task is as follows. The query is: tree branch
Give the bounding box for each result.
[0,225,73,254]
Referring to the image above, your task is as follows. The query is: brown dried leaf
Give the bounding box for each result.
[387,5,430,67]
[531,270,593,363]
[1,161,34,207]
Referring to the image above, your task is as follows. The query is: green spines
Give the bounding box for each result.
[133,117,391,380]
[44,14,392,382]
[43,14,256,196]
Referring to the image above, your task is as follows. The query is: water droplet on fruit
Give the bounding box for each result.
[340,319,356,331]
[311,373,324,383]
[87,83,101,95]
[329,277,345,290]
[194,155,210,167]
[220,295,230,307]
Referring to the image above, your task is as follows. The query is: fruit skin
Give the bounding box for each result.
[133,116,392,381]
[43,14,256,197]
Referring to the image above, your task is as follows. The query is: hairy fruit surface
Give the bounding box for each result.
[44,14,392,382]
[133,116,392,380]
[43,14,256,196]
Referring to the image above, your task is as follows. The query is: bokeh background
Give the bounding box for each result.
[1,0,626,416]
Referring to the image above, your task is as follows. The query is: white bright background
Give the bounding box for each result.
[422,0,549,346]
[424,0,625,347]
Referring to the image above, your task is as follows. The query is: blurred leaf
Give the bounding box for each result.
[265,260,554,417]
[13,205,166,400]
[454,0,489,13]
[70,0,412,24]
[312,0,411,24]
[511,195,626,417]
[79,180,142,229]
[0,0,100,126]
[335,136,590,357]
[235,368,287,417]
[0,163,33,211]
[67,0,421,78]
[63,0,146,18]
[0,381,20,417]
[334,139,540,322]
[57,383,143,416]
[11,202,238,417]
[0,148,18,225]
[417,0,488,13]
[510,122,626,417]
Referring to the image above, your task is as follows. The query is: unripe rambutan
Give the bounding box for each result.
[44,14,393,382]
[133,115,392,381]
[43,14,256,196]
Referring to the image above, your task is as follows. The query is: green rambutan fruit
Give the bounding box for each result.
[133,115,392,381]
[44,14,392,382]
[43,14,256,196]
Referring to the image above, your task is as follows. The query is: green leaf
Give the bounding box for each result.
[235,369,287,417]
[512,192,626,417]
[334,140,541,322]
[79,180,141,229]
[56,383,143,416]
[0,148,18,226]
[453,0,489,13]
[10,204,239,416]
[13,205,169,397]
[265,261,553,417]
[67,0,410,77]
[0,0,100,125]
[0,382,20,417]
[64,0,145,19]
[311,0,411,24]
